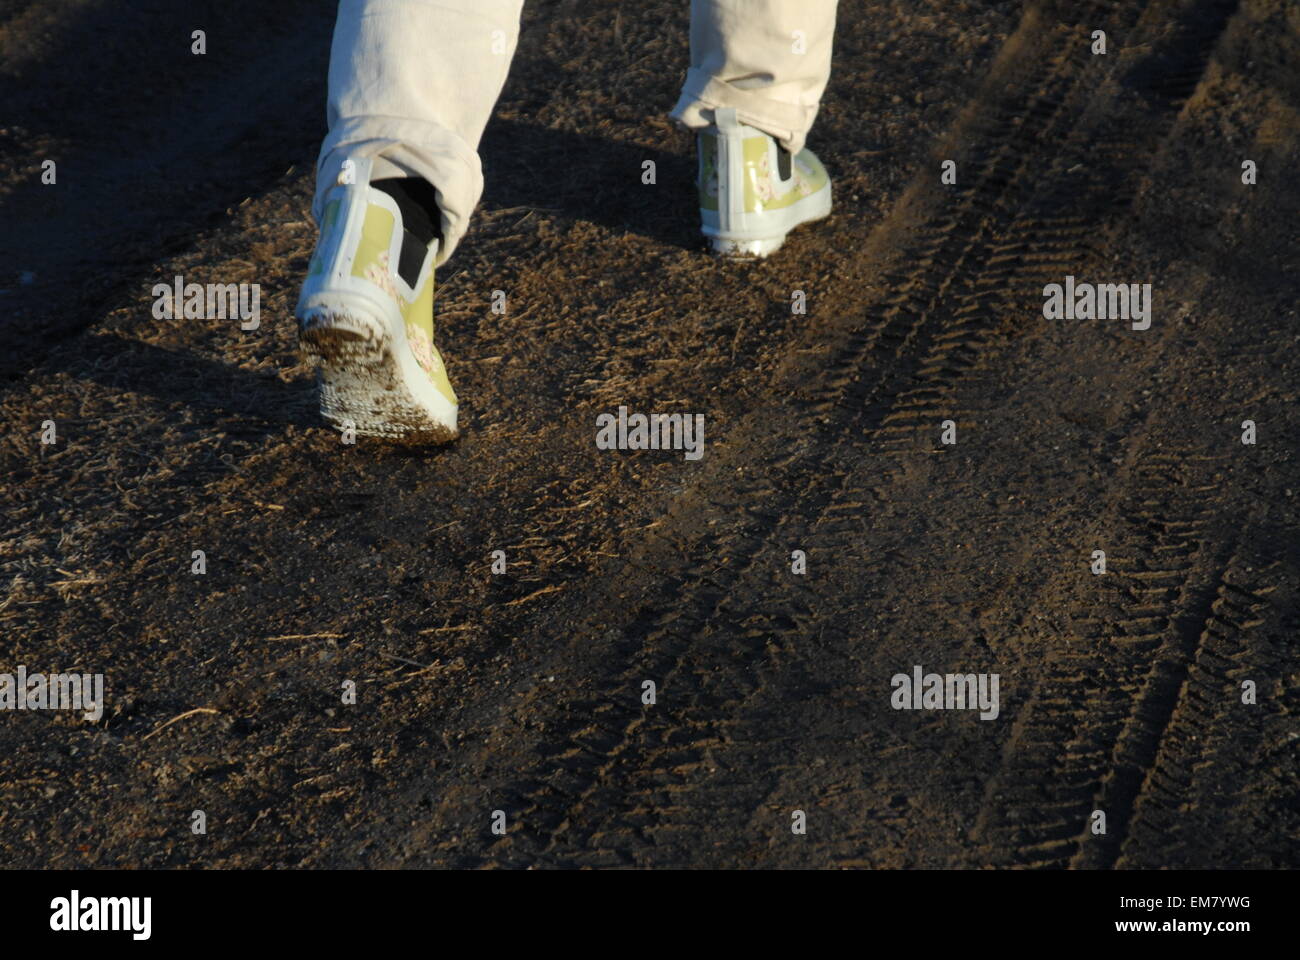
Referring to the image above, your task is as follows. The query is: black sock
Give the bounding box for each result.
[372,177,442,286]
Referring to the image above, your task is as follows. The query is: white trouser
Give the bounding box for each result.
[314,0,838,264]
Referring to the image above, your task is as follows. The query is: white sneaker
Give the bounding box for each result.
[296,157,458,444]
[696,107,832,258]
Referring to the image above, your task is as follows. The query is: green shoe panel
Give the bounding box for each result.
[741,137,829,214]
[697,128,831,216]
[338,201,457,407]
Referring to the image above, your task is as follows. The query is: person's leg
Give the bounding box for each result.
[671,0,837,156]
[316,0,525,265]
[298,0,524,444]
[672,0,838,258]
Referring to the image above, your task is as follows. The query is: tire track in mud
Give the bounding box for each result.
[1041,33,1300,860]
[971,0,1272,869]
[662,0,1258,869]
[1114,544,1292,868]
[1071,520,1252,870]
[974,451,1231,866]
[978,452,1292,869]
[435,0,1253,867]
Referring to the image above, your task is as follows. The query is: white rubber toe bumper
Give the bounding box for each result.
[702,188,832,258]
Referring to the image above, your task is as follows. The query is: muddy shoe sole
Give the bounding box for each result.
[299,311,459,446]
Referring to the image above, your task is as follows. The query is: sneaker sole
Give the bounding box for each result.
[708,234,791,258]
[299,311,459,446]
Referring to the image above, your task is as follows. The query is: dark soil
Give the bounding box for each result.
[1,0,1297,868]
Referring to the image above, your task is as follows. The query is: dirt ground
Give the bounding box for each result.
[1,0,1297,869]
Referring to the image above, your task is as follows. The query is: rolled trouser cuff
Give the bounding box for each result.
[670,68,817,154]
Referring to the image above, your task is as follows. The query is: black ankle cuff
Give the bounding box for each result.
[372,177,442,286]
[372,177,442,249]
